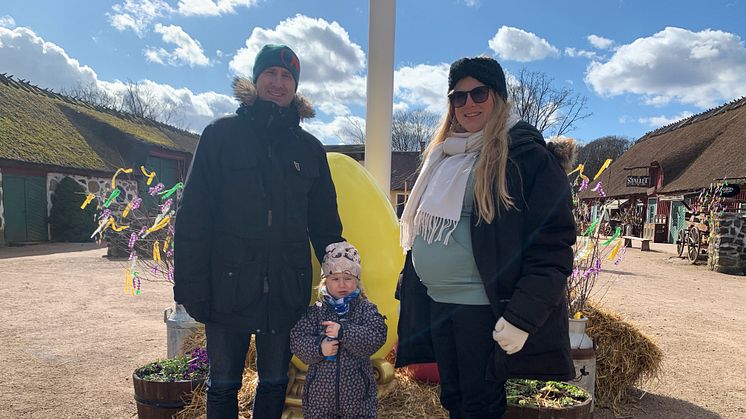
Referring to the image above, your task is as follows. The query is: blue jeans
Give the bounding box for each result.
[205,322,292,418]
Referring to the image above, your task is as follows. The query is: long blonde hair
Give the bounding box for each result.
[422,90,516,223]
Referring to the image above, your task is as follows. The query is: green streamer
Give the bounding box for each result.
[159,182,184,200]
[103,188,121,208]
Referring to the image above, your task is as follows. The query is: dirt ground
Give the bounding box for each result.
[1,241,745,418]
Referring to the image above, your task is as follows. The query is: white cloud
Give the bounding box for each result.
[638,111,695,128]
[302,115,366,144]
[108,0,259,33]
[488,26,560,62]
[229,14,368,116]
[0,26,98,90]
[108,0,173,37]
[462,0,480,7]
[144,24,210,67]
[393,63,450,114]
[176,0,259,17]
[588,34,614,50]
[585,27,746,109]
[565,47,598,59]
[0,15,16,28]
[0,26,235,133]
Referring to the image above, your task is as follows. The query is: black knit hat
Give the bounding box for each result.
[252,44,301,91]
[448,56,508,101]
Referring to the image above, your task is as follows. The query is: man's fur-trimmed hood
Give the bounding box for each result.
[232,77,316,120]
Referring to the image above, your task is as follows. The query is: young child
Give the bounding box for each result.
[290,241,387,419]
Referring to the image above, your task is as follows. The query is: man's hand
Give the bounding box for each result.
[320,337,339,357]
[492,317,528,355]
[321,321,341,338]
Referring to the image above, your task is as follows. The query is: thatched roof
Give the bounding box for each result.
[0,74,198,173]
[589,96,746,198]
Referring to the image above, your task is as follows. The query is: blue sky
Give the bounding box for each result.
[2,0,745,144]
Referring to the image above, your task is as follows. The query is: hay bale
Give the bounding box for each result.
[586,302,663,414]
[378,371,447,418]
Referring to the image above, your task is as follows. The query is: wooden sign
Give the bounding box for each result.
[626,175,650,187]
[720,184,741,198]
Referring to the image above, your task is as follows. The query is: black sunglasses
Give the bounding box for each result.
[448,85,491,108]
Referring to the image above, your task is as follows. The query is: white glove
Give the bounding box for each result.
[492,317,528,355]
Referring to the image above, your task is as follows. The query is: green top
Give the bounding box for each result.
[412,164,489,305]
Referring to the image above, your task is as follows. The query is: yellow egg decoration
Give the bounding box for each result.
[291,152,404,371]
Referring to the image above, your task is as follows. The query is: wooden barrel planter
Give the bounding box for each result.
[505,379,592,419]
[506,396,592,418]
[132,373,204,419]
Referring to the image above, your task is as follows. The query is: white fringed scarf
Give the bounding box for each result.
[400,130,483,250]
[400,114,521,251]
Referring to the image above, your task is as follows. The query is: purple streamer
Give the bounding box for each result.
[128,232,138,250]
[149,183,165,196]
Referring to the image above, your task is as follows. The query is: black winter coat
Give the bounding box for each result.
[173,79,344,333]
[396,121,577,382]
[290,297,387,418]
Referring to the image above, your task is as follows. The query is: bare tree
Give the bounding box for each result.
[509,68,592,137]
[391,109,439,152]
[60,81,122,110]
[60,80,184,128]
[576,135,633,177]
[121,80,181,126]
[340,109,439,152]
[339,116,366,145]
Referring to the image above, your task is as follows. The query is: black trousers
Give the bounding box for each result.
[429,298,506,419]
[204,322,292,419]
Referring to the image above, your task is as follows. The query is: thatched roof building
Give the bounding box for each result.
[0,73,198,245]
[591,96,746,199]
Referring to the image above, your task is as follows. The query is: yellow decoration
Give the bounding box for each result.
[111,221,129,232]
[593,159,613,181]
[146,216,171,234]
[80,193,95,209]
[153,241,162,263]
[163,237,171,252]
[291,153,404,372]
[124,269,134,296]
[111,167,133,189]
[140,166,157,185]
[568,163,590,183]
[575,241,594,262]
[608,239,623,260]
[573,311,583,320]
[122,202,133,218]
[567,163,584,176]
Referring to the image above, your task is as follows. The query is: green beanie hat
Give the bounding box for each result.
[252,44,301,90]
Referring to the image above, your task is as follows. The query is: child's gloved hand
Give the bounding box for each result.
[320,337,339,357]
[321,321,341,338]
[492,317,528,355]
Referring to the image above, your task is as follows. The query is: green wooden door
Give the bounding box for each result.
[669,201,686,243]
[2,174,48,243]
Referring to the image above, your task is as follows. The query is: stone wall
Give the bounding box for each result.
[47,173,139,216]
[708,212,746,275]
[46,173,139,241]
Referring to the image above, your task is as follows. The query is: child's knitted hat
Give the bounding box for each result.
[321,241,362,279]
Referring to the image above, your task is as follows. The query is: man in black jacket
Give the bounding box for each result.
[173,44,344,418]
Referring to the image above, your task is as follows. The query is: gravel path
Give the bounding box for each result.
[0,241,744,418]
